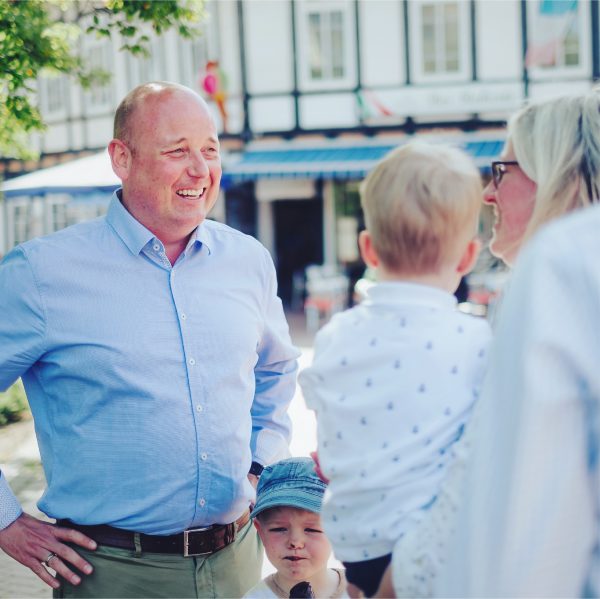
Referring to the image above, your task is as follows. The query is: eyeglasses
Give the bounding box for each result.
[491,161,519,188]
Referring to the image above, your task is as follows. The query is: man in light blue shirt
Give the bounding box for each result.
[0,82,299,598]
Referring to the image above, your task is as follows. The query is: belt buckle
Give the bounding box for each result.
[183,527,213,557]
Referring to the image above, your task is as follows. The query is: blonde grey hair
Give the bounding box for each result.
[509,87,600,240]
[360,142,482,274]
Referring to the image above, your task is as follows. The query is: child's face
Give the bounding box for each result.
[255,507,332,585]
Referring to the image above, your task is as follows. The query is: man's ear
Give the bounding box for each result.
[358,230,379,269]
[457,238,481,276]
[108,139,132,181]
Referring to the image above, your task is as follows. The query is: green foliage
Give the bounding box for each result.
[95,0,205,56]
[0,0,205,159]
[0,0,80,158]
[0,380,29,427]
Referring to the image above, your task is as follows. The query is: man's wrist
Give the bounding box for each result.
[249,461,264,477]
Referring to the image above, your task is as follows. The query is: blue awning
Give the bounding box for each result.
[222,134,504,185]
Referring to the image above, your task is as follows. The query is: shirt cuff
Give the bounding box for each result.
[0,473,23,530]
[253,429,291,466]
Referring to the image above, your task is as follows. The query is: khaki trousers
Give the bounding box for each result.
[53,520,263,598]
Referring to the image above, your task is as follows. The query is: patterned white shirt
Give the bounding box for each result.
[299,281,491,562]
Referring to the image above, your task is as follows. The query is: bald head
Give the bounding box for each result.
[113,82,213,152]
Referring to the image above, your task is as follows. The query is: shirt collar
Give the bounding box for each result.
[106,189,213,257]
[188,220,213,256]
[106,190,155,256]
[365,281,457,311]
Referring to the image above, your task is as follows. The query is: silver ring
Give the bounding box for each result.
[43,551,58,567]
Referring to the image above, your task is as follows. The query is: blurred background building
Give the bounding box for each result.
[0,0,593,309]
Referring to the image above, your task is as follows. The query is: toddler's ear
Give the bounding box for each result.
[358,230,379,268]
[253,518,265,540]
[457,238,481,276]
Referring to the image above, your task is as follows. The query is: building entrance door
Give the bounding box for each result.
[273,198,323,307]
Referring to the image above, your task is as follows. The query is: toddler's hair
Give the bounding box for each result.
[360,142,482,274]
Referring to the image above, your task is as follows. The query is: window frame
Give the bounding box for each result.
[525,0,591,79]
[295,0,357,91]
[82,38,114,113]
[409,0,472,84]
[39,75,68,119]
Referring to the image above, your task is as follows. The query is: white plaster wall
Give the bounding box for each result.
[300,93,359,129]
[249,96,296,132]
[245,0,294,93]
[85,116,115,149]
[476,0,522,80]
[359,0,404,86]
[41,124,71,153]
[529,80,593,101]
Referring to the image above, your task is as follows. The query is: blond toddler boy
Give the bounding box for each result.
[299,142,492,597]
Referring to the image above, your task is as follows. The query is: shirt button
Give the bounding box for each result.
[199,498,206,507]
[201,453,208,461]
[188,358,196,366]
[153,244,160,251]
[181,313,187,320]
[196,405,203,413]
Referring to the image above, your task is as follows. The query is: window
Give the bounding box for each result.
[190,36,208,83]
[50,200,68,232]
[84,41,112,109]
[308,9,345,80]
[526,0,588,73]
[11,202,31,246]
[410,0,470,83]
[40,75,67,116]
[138,38,165,84]
[296,1,356,90]
[422,2,459,74]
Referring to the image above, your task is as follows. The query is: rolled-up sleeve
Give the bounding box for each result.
[251,250,300,466]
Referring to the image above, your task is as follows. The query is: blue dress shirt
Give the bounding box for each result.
[0,193,299,534]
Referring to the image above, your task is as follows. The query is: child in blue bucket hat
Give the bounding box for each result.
[244,457,348,599]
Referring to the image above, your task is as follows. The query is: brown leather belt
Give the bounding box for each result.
[58,510,250,557]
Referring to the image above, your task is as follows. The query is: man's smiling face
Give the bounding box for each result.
[120,88,222,240]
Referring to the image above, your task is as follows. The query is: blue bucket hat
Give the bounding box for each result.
[252,457,327,520]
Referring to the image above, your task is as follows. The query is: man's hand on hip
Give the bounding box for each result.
[0,512,97,589]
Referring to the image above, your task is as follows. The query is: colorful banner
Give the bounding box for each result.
[525,0,578,68]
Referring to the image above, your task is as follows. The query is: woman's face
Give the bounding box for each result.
[483,144,537,266]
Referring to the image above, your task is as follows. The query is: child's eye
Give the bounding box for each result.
[269,527,287,533]
[306,528,322,533]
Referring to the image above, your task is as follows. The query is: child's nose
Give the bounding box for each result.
[288,533,305,548]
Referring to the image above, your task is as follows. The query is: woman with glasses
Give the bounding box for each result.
[373,87,600,598]
[483,90,600,267]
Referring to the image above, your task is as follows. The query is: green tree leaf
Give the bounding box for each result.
[0,0,205,160]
